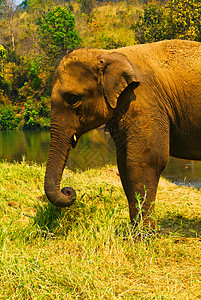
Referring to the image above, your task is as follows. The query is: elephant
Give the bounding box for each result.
[44,39,201,228]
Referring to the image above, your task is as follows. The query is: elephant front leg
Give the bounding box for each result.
[115,129,169,229]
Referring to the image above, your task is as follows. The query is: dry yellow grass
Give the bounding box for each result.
[0,161,201,299]
[75,1,138,49]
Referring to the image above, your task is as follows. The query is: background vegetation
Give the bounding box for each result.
[0,0,201,129]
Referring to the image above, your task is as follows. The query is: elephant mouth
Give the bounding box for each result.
[71,133,79,148]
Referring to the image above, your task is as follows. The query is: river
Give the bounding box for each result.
[0,130,201,188]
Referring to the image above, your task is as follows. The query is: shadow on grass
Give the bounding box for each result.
[34,195,201,240]
[33,193,103,236]
[33,198,63,235]
[159,214,201,238]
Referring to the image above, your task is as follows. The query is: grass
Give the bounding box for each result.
[75,1,138,49]
[0,161,201,299]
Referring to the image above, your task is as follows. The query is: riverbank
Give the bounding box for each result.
[0,161,201,299]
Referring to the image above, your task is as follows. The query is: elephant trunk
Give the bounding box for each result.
[44,126,76,208]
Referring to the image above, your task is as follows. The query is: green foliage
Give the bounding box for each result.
[31,76,41,90]
[24,100,39,129]
[0,78,11,95]
[38,6,81,59]
[38,97,50,118]
[0,105,20,130]
[23,99,50,129]
[98,34,127,49]
[0,45,7,60]
[6,50,21,66]
[29,60,42,90]
[166,0,201,41]
[12,64,29,91]
[29,60,40,80]
[133,0,201,43]
[132,3,167,43]
[0,45,7,79]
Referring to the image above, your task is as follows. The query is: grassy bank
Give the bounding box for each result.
[0,161,201,299]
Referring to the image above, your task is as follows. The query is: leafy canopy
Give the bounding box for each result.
[0,45,7,60]
[0,45,7,79]
[133,0,201,44]
[132,3,167,44]
[38,6,81,59]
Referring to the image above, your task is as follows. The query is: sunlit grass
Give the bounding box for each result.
[76,1,138,49]
[0,161,201,299]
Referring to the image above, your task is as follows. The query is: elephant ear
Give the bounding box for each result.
[98,52,140,109]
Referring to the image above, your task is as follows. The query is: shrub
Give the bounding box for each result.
[165,0,201,41]
[31,77,42,91]
[98,34,127,50]
[133,0,201,44]
[0,78,11,96]
[6,51,21,66]
[0,45,7,80]
[0,106,20,130]
[23,99,50,130]
[23,100,40,129]
[38,97,50,118]
[132,3,167,44]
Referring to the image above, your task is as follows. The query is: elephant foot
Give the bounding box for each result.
[131,215,158,239]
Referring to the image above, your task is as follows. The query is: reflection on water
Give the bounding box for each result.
[0,130,50,163]
[0,129,201,188]
[162,158,201,189]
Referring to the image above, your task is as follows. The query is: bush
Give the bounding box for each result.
[23,100,40,129]
[23,99,50,130]
[133,0,201,44]
[165,0,201,41]
[0,106,20,130]
[98,34,127,50]
[6,51,21,66]
[31,77,42,91]
[132,3,167,44]
[38,97,50,118]
[0,78,11,96]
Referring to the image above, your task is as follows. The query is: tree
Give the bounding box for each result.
[132,3,167,44]
[0,0,16,51]
[132,0,201,44]
[38,6,81,60]
[165,0,201,41]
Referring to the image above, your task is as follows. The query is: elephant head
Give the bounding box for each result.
[44,49,140,208]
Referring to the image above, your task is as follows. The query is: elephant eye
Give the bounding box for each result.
[67,94,82,108]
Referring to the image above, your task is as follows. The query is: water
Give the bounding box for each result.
[0,130,201,189]
[0,130,50,163]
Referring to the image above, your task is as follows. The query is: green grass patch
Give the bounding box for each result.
[0,161,201,299]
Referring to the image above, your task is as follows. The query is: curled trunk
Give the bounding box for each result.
[44,127,76,208]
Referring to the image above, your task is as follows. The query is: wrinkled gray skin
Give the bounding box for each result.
[44,40,201,227]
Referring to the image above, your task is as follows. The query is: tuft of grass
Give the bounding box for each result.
[0,161,201,299]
